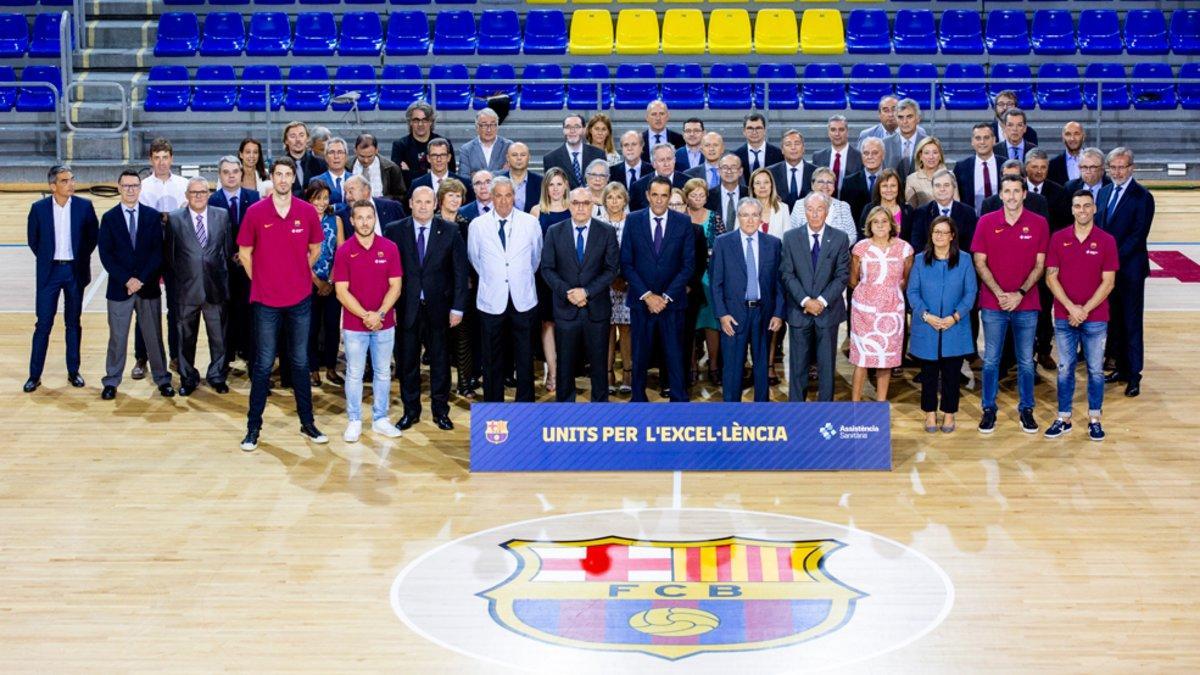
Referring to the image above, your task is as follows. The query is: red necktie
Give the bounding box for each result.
[832,151,842,191]
[982,161,993,198]
[761,221,768,234]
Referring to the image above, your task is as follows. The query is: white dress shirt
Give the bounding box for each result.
[52,197,73,260]
[745,143,767,171]
[189,208,209,243]
[786,198,856,244]
[479,141,495,168]
[140,173,188,213]
[973,155,999,212]
[353,161,384,197]
[783,161,806,195]
[1065,151,1080,182]
[467,208,543,314]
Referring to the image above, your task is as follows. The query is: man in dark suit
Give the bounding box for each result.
[98,170,174,400]
[780,192,851,402]
[712,198,785,402]
[839,136,885,225]
[733,112,783,182]
[1095,148,1154,397]
[676,118,706,171]
[165,177,234,396]
[540,188,621,401]
[24,164,98,393]
[630,143,689,211]
[210,156,259,368]
[980,160,1049,219]
[282,121,327,196]
[497,143,542,214]
[812,115,863,200]
[621,177,696,402]
[349,133,406,203]
[910,169,979,255]
[384,185,469,430]
[390,101,457,188]
[767,129,816,211]
[996,108,1037,165]
[683,131,725,187]
[1048,121,1085,188]
[456,170,494,223]
[337,175,406,241]
[408,138,474,203]
[611,130,652,193]
[953,123,1002,213]
[641,100,685,162]
[1062,147,1112,198]
[1025,149,1069,231]
[706,153,749,224]
[543,114,606,189]
[991,91,1039,148]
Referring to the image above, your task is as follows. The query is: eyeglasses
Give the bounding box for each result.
[1107,163,1131,170]
[409,117,430,123]
[563,124,583,131]
[1079,164,1102,171]
[476,123,498,129]
[118,183,140,190]
[186,189,210,196]
[570,201,593,207]
[586,172,608,179]
[427,152,449,159]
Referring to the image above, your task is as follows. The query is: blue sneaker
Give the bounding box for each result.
[1044,418,1072,439]
[1088,421,1105,441]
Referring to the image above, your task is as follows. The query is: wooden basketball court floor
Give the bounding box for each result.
[1,188,1198,671]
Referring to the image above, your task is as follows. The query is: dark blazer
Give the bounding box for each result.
[610,161,652,192]
[734,143,784,181]
[780,225,851,328]
[953,155,1004,212]
[993,139,1038,164]
[27,195,99,290]
[390,132,457,186]
[1047,151,1075,188]
[457,200,494,225]
[1030,179,1071,231]
[336,197,406,241]
[291,150,328,196]
[348,156,406,202]
[543,144,606,189]
[705,184,749,214]
[641,128,685,162]
[1095,179,1155,280]
[813,146,864,191]
[767,160,817,210]
[620,208,695,311]
[98,203,163,301]
[979,192,1049,220]
[683,162,719,184]
[675,145,704,171]
[164,206,233,305]
[991,119,1039,147]
[1063,176,1112,198]
[838,170,877,227]
[857,202,916,244]
[630,171,690,211]
[383,216,469,328]
[410,171,475,204]
[711,230,785,325]
[208,187,258,239]
[539,217,620,322]
[496,170,543,212]
[910,200,978,255]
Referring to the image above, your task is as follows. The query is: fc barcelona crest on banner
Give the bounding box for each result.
[485,420,509,444]
[478,536,867,660]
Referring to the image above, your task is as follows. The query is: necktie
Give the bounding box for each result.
[725,192,736,229]
[789,167,799,197]
[654,133,662,146]
[417,225,427,265]
[745,236,759,301]
[941,207,950,218]
[1011,145,1020,162]
[708,167,718,188]
[867,173,876,194]
[576,226,586,263]
[810,232,821,270]
[751,149,760,172]
[1107,185,1123,219]
[229,196,239,228]
[126,208,137,245]
[195,213,207,248]
[653,216,664,254]
[982,161,993,198]
[498,218,507,250]
[832,151,842,188]
[628,166,637,187]
[903,140,912,162]
[571,151,581,185]
[482,204,491,213]
[1033,184,1041,195]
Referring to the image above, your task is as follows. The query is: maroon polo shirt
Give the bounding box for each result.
[1046,226,1119,322]
[971,208,1049,312]
[331,234,403,332]
[238,197,324,308]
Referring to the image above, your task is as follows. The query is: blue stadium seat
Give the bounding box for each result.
[848,63,892,110]
[941,63,987,110]
[709,63,752,110]
[0,13,27,58]
[661,63,704,110]
[989,64,1034,109]
[0,66,14,111]
[1031,10,1074,55]
[191,64,236,111]
[200,13,246,56]
[16,64,59,112]
[237,63,283,111]
[29,13,67,58]
[255,0,295,6]
[285,64,330,110]
[293,12,337,56]
[154,12,199,56]
[1078,10,1122,55]
[42,0,72,7]
[754,63,799,110]
[893,10,936,55]
[333,64,377,110]
[1083,63,1129,111]
[0,0,35,5]
[388,0,430,5]
[346,0,384,5]
[519,63,564,110]
[298,0,335,4]
[379,64,425,110]
[896,63,937,109]
[1125,9,1168,55]
[523,10,566,55]
[163,0,202,6]
[478,9,520,55]
[802,63,845,110]
[939,10,983,55]
[432,10,476,55]
[1131,62,1176,109]
[429,63,471,110]
[473,63,517,107]
[437,0,475,4]
[211,0,251,5]
[985,10,1029,55]
[614,63,657,110]
[846,9,890,55]
[1036,63,1082,111]
[1179,63,1200,110]
[1173,10,1200,55]
[566,63,611,110]
[339,12,382,55]
[246,12,291,56]
[385,11,427,55]
[144,64,190,112]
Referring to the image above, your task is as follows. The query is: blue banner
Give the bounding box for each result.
[470,403,891,472]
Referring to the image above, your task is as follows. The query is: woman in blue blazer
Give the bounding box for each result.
[907,215,977,433]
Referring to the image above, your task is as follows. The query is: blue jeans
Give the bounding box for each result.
[246,297,314,431]
[1054,319,1107,418]
[343,327,395,423]
[981,309,1038,412]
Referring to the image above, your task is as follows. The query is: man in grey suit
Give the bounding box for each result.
[812,115,863,200]
[882,98,927,179]
[457,108,512,179]
[780,192,850,402]
[165,177,234,396]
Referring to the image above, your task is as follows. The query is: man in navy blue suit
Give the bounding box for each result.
[209,155,259,368]
[620,177,695,402]
[711,199,785,402]
[1094,147,1155,398]
[25,165,99,393]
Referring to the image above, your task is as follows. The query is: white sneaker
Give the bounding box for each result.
[372,419,403,438]
[344,420,362,443]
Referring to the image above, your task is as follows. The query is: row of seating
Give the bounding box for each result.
[0,64,60,112]
[151,0,1196,5]
[136,61,1200,113]
[0,12,67,58]
[0,0,69,7]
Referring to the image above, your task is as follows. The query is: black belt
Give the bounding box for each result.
[52,260,73,265]
[743,300,762,308]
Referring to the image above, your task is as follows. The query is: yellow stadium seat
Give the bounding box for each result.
[662,9,705,54]
[754,0,792,4]
[754,9,798,54]
[569,10,614,54]
[708,9,752,55]
[528,0,566,4]
[618,0,655,4]
[572,0,610,5]
[800,8,845,54]
[615,9,659,54]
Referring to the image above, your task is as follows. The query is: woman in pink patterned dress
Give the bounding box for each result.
[849,206,914,402]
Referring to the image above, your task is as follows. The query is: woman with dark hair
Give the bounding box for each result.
[436,178,479,398]
[858,168,914,242]
[586,113,618,165]
[849,206,914,402]
[238,138,271,194]
[303,179,343,387]
[907,216,978,433]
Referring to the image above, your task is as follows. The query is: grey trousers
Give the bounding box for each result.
[103,296,171,388]
[178,302,226,387]
[788,320,838,402]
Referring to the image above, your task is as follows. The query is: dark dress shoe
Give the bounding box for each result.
[101,385,117,400]
[397,413,420,430]
[212,382,230,394]
[158,384,176,398]
[22,379,39,393]
[504,375,518,388]
[434,414,454,431]
[178,384,195,397]
[1037,354,1057,371]
[1104,371,1126,384]
[68,372,85,388]
[325,369,344,386]
[1125,382,1141,398]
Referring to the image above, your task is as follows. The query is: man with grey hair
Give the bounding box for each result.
[350,132,405,202]
[457,170,495,222]
[391,101,457,186]
[1025,147,1069,230]
[308,126,331,157]
[630,142,688,211]
[858,96,900,148]
[838,135,886,222]
[766,129,816,210]
[337,174,406,240]
[312,137,351,203]
[991,90,1039,148]
[459,108,512,177]
[611,130,650,191]
[998,108,1036,163]
[209,154,259,367]
[813,114,862,199]
[882,98,927,178]
[1063,147,1111,197]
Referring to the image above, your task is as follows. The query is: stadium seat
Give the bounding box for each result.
[200,13,246,56]
[246,12,291,56]
[298,0,334,4]
[237,63,283,111]
[389,0,431,5]
[340,12,383,55]
[144,64,190,112]
[893,10,936,55]
[1083,63,1129,111]
[896,63,937,109]
[1078,10,1122,55]
[753,62,799,110]
[473,63,518,106]
[333,63,377,110]
[385,11,428,55]
[429,63,471,110]
[754,9,797,55]
[1031,10,1074,56]
[432,10,475,55]
[1125,9,1168,55]
[938,10,983,55]
[1179,63,1200,109]
[566,62,611,109]
[614,62,657,109]
[615,9,658,55]
[478,9,521,55]
[662,9,704,55]
[0,66,14,111]
[285,64,330,110]
[255,0,296,6]
[0,13,26,58]
[661,62,705,109]
[845,9,890,54]
[1172,10,1200,55]
[1035,63,1082,111]
[436,0,475,5]
[1131,62,1176,109]
[524,10,567,55]
[16,64,59,112]
[709,63,752,109]
[0,0,35,5]
[520,63,564,110]
[848,62,892,110]
[29,13,66,58]
[569,10,612,55]
[379,63,425,110]
[708,9,750,55]
[42,0,73,6]
[346,0,384,5]
[191,64,236,111]
[209,0,249,4]
[294,12,337,56]
[154,12,199,57]
[800,9,844,54]
[985,10,1029,55]
[989,63,1034,109]
[801,62,845,109]
[941,63,987,110]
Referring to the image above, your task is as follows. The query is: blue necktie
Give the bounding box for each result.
[810,232,821,270]
[653,217,664,254]
[571,152,582,185]
[229,196,238,227]
[417,225,427,265]
[1011,145,1021,162]
[867,174,876,193]
[576,226,586,263]
[744,236,759,301]
[125,208,137,246]
[708,167,718,188]
[1106,185,1123,220]
[498,218,507,250]
[789,167,799,197]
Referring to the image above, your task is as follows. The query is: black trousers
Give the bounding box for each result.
[226,267,253,363]
[555,316,610,402]
[479,300,536,402]
[400,302,452,416]
[307,289,341,372]
[1035,280,1055,358]
[1107,274,1146,383]
[920,356,964,414]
